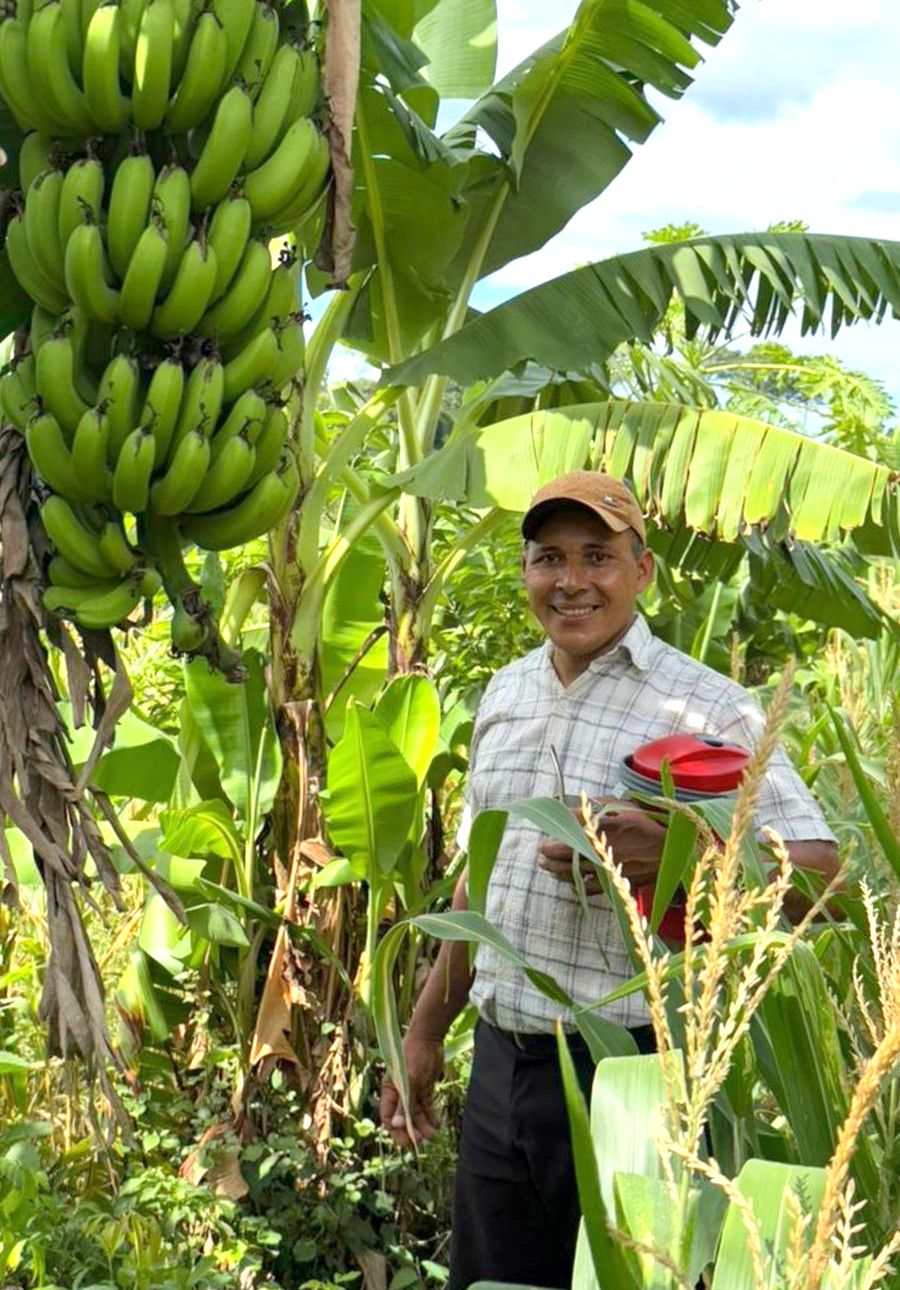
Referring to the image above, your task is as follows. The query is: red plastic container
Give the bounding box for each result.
[627,735,751,942]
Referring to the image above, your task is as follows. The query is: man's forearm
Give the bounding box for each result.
[406,874,473,1044]
[783,839,841,921]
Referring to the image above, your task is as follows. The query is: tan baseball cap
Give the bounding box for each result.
[522,471,646,544]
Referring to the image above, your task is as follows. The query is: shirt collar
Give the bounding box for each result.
[540,613,654,679]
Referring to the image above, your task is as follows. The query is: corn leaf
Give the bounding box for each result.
[709,1159,826,1290]
[558,1027,643,1290]
[828,704,900,879]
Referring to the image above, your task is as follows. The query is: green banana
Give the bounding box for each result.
[263,130,330,233]
[58,155,105,247]
[185,430,255,512]
[18,132,54,193]
[64,309,101,404]
[0,19,51,134]
[149,427,210,515]
[209,387,266,458]
[245,400,286,484]
[71,405,114,500]
[150,235,219,339]
[222,251,298,358]
[234,1,278,96]
[151,163,191,291]
[98,519,138,572]
[206,193,252,301]
[170,0,196,82]
[72,581,142,629]
[83,3,129,131]
[244,42,298,170]
[0,357,38,431]
[60,0,85,78]
[64,221,120,324]
[112,425,156,513]
[165,9,226,132]
[212,0,254,80]
[288,45,319,119]
[30,305,59,355]
[25,408,91,499]
[168,356,224,456]
[41,493,120,577]
[181,453,297,550]
[139,566,162,597]
[118,0,147,78]
[107,150,156,280]
[47,555,108,588]
[199,238,270,340]
[44,580,128,616]
[170,600,207,651]
[132,0,174,130]
[244,116,324,224]
[27,3,95,134]
[97,353,142,462]
[80,0,104,40]
[118,219,169,330]
[6,211,69,312]
[189,84,253,212]
[35,332,91,436]
[222,325,277,403]
[139,355,184,461]
[268,315,305,391]
[24,168,66,293]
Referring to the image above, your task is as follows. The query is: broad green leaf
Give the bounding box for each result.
[558,1027,642,1290]
[311,856,358,889]
[183,650,281,824]
[413,0,497,97]
[324,701,418,877]
[321,533,389,739]
[158,801,243,864]
[138,893,194,976]
[710,1159,826,1290]
[393,402,895,561]
[375,674,441,785]
[89,711,179,803]
[387,233,900,390]
[116,948,170,1044]
[184,903,250,948]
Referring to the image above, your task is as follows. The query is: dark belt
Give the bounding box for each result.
[484,1021,589,1056]
[483,1019,657,1057]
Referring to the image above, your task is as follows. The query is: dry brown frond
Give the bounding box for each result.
[807,1021,900,1288]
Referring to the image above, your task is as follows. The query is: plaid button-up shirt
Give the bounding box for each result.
[458,615,835,1032]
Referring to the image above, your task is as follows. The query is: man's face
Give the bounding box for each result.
[522,506,654,668]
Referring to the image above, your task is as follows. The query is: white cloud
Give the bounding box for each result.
[471,0,900,403]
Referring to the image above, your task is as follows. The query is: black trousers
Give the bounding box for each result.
[448,1020,656,1290]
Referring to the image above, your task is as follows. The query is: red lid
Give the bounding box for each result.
[630,735,750,794]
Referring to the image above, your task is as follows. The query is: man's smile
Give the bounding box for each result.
[551,604,600,619]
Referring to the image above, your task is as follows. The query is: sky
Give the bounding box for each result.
[332,0,900,402]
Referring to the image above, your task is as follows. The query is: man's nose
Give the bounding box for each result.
[556,560,588,590]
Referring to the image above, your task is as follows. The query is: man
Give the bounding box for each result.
[380,471,839,1290]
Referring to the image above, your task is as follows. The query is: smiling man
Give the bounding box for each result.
[381,471,839,1290]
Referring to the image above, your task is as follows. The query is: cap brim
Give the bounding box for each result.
[521,497,630,539]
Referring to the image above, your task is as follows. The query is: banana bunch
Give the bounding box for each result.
[9,148,318,341]
[0,0,322,660]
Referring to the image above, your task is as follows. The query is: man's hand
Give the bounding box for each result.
[380,1035,444,1148]
[538,798,666,894]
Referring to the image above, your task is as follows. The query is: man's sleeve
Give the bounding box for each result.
[713,693,837,844]
[454,682,493,853]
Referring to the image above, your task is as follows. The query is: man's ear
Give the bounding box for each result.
[636,547,655,591]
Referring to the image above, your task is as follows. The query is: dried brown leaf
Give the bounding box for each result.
[320,0,359,285]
